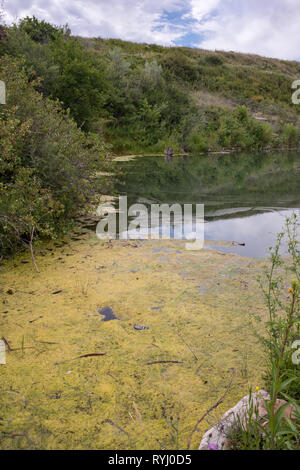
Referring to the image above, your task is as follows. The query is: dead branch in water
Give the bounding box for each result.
[29,227,39,273]
[133,401,144,428]
[146,360,184,365]
[187,368,235,450]
[104,419,129,436]
[1,336,12,352]
[56,352,107,364]
[177,331,198,361]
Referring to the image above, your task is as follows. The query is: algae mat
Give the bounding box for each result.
[0,233,267,449]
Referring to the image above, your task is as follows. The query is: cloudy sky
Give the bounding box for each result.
[2,0,300,60]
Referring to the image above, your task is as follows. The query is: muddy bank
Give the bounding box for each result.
[0,232,267,449]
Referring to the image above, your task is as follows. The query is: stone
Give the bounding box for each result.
[164,145,174,156]
[134,324,149,330]
[199,390,297,450]
[199,390,270,450]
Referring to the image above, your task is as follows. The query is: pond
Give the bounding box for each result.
[112,150,300,257]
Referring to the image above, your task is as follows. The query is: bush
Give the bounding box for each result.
[204,54,224,66]
[281,124,300,147]
[160,50,199,83]
[187,134,209,153]
[0,20,110,131]
[0,56,108,254]
[18,16,65,43]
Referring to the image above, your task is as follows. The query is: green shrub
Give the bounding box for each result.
[204,54,224,66]
[160,50,199,83]
[18,15,65,43]
[281,124,300,147]
[0,56,108,254]
[0,20,110,131]
[187,134,209,153]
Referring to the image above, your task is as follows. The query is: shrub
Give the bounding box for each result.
[18,16,65,43]
[160,50,199,83]
[281,124,300,147]
[187,134,209,153]
[0,56,108,254]
[204,54,224,66]
[0,21,110,131]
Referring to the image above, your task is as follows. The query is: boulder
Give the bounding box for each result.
[199,391,267,450]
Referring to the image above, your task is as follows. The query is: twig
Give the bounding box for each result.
[146,360,184,365]
[34,340,59,345]
[29,227,39,273]
[56,352,106,364]
[107,372,120,383]
[1,336,12,352]
[72,352,107,359]
[177,331,198,361]
[104,419,129,436]
[128,411,135,423]
[29,316,43,323]
[133,401,144,427]
[187,369,235,449]
[1,336,34,352]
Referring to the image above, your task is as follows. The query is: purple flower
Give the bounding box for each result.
[208,443,219,450]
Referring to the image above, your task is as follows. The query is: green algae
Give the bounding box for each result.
[0,233,267,449]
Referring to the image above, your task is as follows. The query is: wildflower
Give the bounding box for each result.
[208,443,218,450]
[255,386,260,392]
[291,279,300,294]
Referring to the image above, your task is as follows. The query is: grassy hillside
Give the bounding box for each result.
[78,37,300,152]
[1,16,300,155]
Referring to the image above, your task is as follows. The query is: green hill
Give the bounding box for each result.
[1,17,300,154]
[78,37,300,152]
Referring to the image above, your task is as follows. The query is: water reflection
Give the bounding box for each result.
[205,208,300,257]
[113,151,300,257]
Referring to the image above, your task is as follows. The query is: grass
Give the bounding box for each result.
[225,214,300,450]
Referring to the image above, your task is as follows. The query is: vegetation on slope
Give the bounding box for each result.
[1,16,300,155]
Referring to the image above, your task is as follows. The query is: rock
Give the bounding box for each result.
[164,146,174,157]
[259,398,296,423]
[199,391,270,450]
[134,324,149,330]
[199,391,297,450]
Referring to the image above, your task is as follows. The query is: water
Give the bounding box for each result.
[112,150,300,257]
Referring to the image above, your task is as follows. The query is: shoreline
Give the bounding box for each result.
[111,146,300,161]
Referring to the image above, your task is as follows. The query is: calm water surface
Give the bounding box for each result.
[112,151,300,257]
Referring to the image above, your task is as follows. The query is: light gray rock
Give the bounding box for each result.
[199,390,270,450]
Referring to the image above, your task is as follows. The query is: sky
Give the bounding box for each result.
[2,0,300,60]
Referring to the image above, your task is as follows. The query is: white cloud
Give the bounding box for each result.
[189,0,221,21]
[2,0,300,60]
[2,0,185,45]
[191,0,300,60]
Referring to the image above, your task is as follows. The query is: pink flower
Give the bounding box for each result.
[208,443,218,450]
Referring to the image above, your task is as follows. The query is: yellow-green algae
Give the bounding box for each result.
[0,233,268,449]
